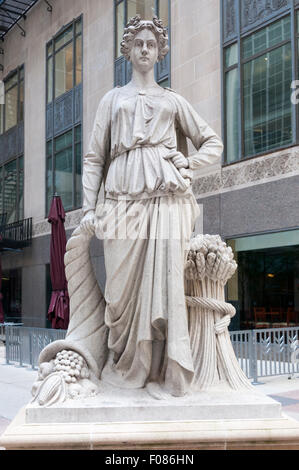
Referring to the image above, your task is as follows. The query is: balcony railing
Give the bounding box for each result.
[0,217,32,250]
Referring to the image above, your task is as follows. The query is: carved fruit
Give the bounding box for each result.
[32,373,66,407]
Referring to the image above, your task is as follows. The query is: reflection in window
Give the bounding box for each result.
[223,15,295,163]
[55,42,73,98]
[0,66,24,135]
[0,157,24,223]
[47,17,82,102]
[243,43,292,157]
[115,0,170,86]
[46,126,82,213]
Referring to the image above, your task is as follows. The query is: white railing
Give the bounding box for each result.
[4,325,299,382]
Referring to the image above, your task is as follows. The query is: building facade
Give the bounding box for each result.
[0,0,298,330]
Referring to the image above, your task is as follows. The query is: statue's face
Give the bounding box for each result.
[130,28,158,72]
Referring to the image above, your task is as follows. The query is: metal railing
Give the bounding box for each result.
[5,325,66,369]
[4,325,299,381]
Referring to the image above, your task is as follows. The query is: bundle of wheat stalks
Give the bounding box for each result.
[185,235,252,391]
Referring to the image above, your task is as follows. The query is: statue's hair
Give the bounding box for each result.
[120,15,169,62]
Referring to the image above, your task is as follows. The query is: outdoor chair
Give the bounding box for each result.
[253,307,270,329]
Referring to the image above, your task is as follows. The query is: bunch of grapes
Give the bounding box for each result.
[53,349,90,384]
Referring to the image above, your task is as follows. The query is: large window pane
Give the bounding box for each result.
[225,43,238,68]
[47,56,53,103]
[55,25,73,51]
[4,160,17,223]
[54,130,72,152]
[243,16,291,60]
[19,80,24,122]
[75,35,82,86]
[55,146,73,210]
[55,42,73,98]
[159,0,168,27]
[5,73,18,90]
[243,43,292,157]
[127,0,156,20]
[5,85,18,131]
[116,1,125,58]
[225,68,239,163]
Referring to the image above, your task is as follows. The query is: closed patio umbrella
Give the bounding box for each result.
[47,195,69,329]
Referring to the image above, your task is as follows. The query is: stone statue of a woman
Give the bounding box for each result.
[79,15,223,398]
[32,16,238,407]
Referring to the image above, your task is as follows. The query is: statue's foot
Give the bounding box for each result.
[145,382,169,401]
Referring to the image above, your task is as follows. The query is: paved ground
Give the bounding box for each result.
[2,342,299,438]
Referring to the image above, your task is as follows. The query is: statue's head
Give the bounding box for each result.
[121,15,169,68]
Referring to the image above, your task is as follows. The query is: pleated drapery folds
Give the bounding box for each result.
[99,193,200,397]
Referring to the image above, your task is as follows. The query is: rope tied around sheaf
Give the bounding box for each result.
[185,295,236,335]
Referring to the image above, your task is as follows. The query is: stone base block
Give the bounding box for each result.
[26,384,281,424]
[2,407,299,450]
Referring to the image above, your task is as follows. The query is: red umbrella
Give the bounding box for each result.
[47,195,69,329]
[0,256,4,323]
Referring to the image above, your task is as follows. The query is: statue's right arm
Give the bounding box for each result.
[81,91,112,234]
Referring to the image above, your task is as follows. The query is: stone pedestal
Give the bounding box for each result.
[2,384,299,450]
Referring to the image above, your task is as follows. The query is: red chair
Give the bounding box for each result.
[254,307,270,329]
[287,307,297,327]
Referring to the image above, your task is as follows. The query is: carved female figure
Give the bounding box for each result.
[79,16,223,398]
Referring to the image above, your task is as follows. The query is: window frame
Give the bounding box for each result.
[222,4,299,166]
[45,15,83,216]
[0,155,24,223]
[113,0,171,87]
[46,17,82,104]
[0,65,24,136]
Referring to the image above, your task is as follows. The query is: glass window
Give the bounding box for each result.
[224,14,294,163]
[55,42,73,98]
[75,19,82,36]
[54,25,73,51]
[48,18,82,102]
[159,0,169,27]
[55,145,73,211]
[127,0,156,20]
[242,16,291,60]
[54,130,72,153]
[227,233,299,330]
[225,68,239,163]
[0,67,24,135]
[5,84,18,132]
[47,56,53,104]
[0,157,23,223]
[225,43,238,68]
[116,1,125,59]
[19,79,24,123]
[243,43,292,157]
[46,17,82,214]
[115,0,170,85]
[4,160,17,223]
[75,35,82,85]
